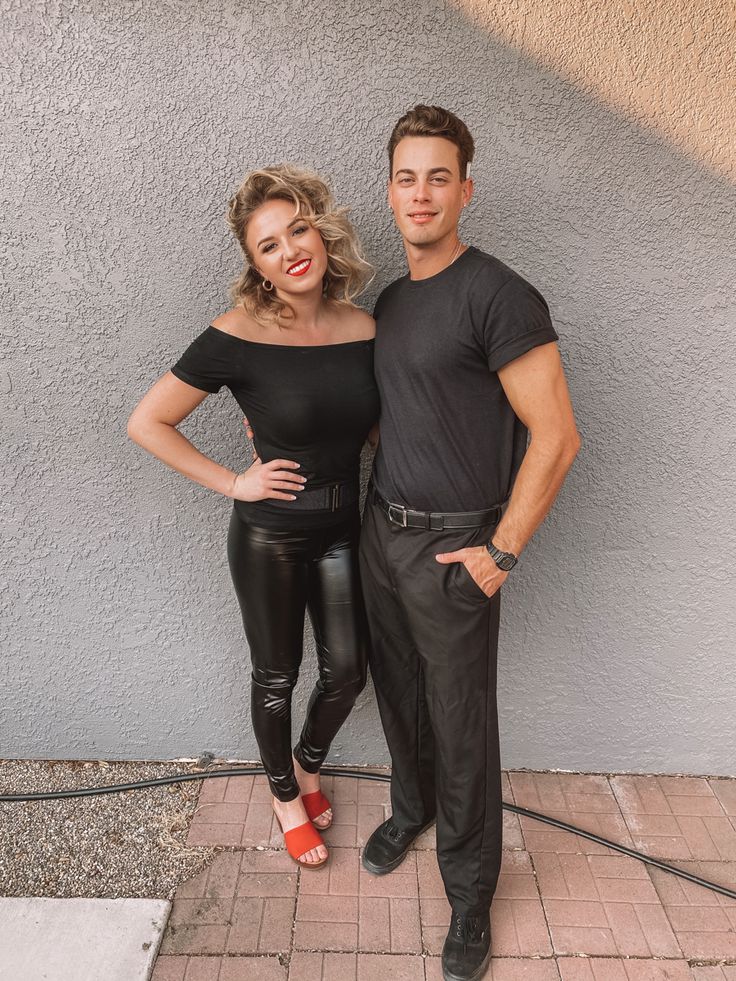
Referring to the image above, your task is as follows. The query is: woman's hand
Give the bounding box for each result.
[367,422,380,449]
[230,457,306,502]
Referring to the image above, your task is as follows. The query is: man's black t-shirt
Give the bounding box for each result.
[372,246,559,512]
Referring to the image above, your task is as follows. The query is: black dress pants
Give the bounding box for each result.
[227,507,368,801]
[359,498,502,916]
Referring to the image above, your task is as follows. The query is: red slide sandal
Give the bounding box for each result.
[302,789,333,829]
[273,807,328,869]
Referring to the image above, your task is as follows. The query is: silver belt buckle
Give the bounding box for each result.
[387,502,408,527]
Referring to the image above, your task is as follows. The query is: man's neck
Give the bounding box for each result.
[404,235,468,281]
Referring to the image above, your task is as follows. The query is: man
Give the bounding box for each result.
[359,104,581,981]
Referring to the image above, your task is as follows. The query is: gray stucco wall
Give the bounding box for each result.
[2,1,734,775]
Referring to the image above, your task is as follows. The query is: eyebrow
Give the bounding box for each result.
[394,167,454,178]
[256,216,304,248]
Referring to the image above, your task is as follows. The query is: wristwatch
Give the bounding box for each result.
[486,541,518,571]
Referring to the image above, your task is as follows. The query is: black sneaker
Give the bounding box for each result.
[361,816,434,875]
[441,910,492,981]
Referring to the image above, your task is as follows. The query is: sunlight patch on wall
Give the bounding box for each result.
[452,0,735,180]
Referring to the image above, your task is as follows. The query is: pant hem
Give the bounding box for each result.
[293,744,324,775]
[271,786,301,803]
[445,902,492,918]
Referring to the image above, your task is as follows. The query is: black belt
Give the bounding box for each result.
[265,479,359,511]
[371,486,504,530]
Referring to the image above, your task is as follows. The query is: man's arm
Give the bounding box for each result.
[492,341,580,555]
[436,341,581,596]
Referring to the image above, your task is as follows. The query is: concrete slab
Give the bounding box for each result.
[0,897,171,981]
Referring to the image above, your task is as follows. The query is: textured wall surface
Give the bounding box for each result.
[455,0,736,180]
[2,1,735,775]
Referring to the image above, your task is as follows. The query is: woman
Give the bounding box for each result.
[127,165,380,868]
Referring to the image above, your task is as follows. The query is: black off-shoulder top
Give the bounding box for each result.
[171,325,380,528]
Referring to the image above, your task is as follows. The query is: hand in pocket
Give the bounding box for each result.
[435,545,507,599]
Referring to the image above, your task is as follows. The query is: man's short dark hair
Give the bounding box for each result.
[388,104,475,179]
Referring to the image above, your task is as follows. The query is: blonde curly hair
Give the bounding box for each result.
[226,165,373,327]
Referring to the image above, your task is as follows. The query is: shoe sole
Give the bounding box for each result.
[361,819,435,876]
[442,943,491,981]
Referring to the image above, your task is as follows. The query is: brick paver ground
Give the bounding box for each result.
[610,776,736,863]
[151,769,736,981]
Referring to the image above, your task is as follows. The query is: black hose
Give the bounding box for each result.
[2,764,734,902]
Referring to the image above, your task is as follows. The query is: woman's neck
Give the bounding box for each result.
[275,290,332,332]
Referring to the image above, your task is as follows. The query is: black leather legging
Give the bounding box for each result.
[227,507,369,801]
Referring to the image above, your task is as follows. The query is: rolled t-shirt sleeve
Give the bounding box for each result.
[481,275,559,373]
[170,326,232,393]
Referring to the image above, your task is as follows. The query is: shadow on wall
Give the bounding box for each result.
[3,0,735,771]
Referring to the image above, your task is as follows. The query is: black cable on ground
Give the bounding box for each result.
[2,765,734,902]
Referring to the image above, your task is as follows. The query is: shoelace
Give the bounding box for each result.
[454,913,483,949]
[386,823,404,841]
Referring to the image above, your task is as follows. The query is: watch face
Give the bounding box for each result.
[488,544,516,571]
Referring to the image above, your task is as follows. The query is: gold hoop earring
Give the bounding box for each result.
[262,279,274,292]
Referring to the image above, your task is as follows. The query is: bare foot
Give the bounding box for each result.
[293,755,333,828]
[272,795,328,865]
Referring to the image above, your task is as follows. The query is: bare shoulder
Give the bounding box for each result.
[337,304,376,341]
[210,305,259,339]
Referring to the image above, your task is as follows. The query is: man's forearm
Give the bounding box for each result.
[491,431,580,556]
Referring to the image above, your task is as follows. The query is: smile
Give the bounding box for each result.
[286,258,312,276]
[408,213,437,223]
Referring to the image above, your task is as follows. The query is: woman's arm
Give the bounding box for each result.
[128,373,306,501]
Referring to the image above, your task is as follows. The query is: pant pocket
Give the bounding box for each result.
[452,560,490,603]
